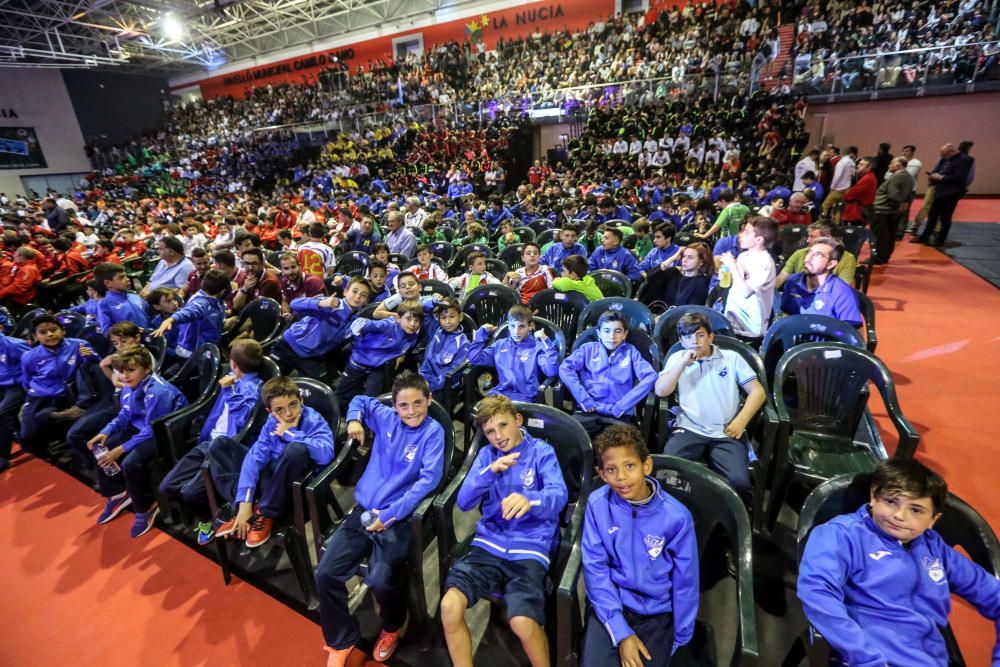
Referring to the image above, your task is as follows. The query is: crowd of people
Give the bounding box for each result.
[3,2,997,666]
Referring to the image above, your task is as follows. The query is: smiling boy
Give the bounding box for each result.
[798,459,1000,667]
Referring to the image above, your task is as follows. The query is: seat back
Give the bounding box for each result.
[537,228,558,247]
[484,258,509,280]
[296,377,340,431]
[651,454,759,666]
[778,224,809,262]
[499,244,525,271]
[461,284,520,328]
[11,307,47,340]
[835,225,872,259]
[760,314,866,384]
[590,269,632,298]
[529,219,553,235]
[430,241,455,264]
[168,343,222,405]
[449,243,494,276]
[654,304,732,352]
[80,324,112,357]
[238,297,283,346]
[419,280,454,299]
[493,316,568,362]
[56,311,88,339]
[333,251,369,278]
[513,226,536,243]
[578,297,655,338]
[774,342,917,458]
[141,330,168,372]
[854,289,877,352]
[528,288,589,346]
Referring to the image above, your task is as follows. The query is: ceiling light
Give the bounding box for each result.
[163,14,185,42]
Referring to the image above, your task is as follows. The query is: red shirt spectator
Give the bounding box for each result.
[279,270,325,308]
[843,160,878,223]
[0,248,42,305]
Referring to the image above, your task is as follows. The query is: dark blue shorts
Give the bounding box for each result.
[445,546,549,626]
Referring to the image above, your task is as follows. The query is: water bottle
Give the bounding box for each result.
[361,509,380,529]
[92,442,121,476]
[719,265,732,289]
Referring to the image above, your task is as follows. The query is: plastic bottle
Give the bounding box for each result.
[719,265,732,289]
[361,509,380,529]
[92,442,121,476]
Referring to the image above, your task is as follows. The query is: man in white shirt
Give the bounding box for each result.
[403,196,426,231]
[723,217,777,343]
[794,149,820,191]
[298,204,317,226]
[897,144,922,234]
[822,146,857,222]
[628,136,643,156]
[612,138,629,155]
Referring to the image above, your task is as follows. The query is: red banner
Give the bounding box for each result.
[188,0,617,99]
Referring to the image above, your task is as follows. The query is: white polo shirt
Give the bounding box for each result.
[724,250,776,337]
[663,345,756,438]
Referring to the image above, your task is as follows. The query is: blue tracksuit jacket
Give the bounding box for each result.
[0,335,31,387]
[100,373,187,452]
[468,327,559,403]
[172,290,225,357]
[22,337,95,398]
[798,504,1000,667]
[69,298,102,321]
[419,317,469,393]
[198,372,263,442]
[96,290,150,333]
[559,341,657,418]
[236,405,335,504]
[347,396,445,528]
[348,318,419,369]
[637,244,682,274]
[283,296,357,358]
[582,480,699,649]
[541,242,588,275]
[457,430,568,567]
[588,246,642,280]
[483,207,514,231]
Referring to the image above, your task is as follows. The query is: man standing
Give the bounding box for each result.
[872,157,914,263]
[841,158,877,225]
[822,146,857,222]
[913,144,974,247]
[872,143,893,186]
[896,145,922,236]
[794,149,819,191]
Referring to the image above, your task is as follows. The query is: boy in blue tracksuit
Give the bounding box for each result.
[581,424,699,667]
[93,262,150,333]
[69,279,104,322]
[441,395,568,667]
[419,297,469,403]
[88,346,187,538]
[587,227,642,281]
[213,376,335,549]
[559,310,657,435]
[159,339,265,545]
[541,225,588,276]
[317,372,445,666]
[798,459,1000,667]
[0,311,31,472]
[20,314,98,458]
[270,276,372,380]
[151,269,228,360]
[637,224,682,280]
[333,301,423,411]
[468,304,559,404]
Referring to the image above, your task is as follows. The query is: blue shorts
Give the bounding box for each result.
[445,547,549,626]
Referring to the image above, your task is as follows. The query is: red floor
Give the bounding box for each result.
[1,200,999,666]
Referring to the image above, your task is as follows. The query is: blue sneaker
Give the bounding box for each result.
[97,493,132,525]
[130,505,160,538]
[195,521,215,546]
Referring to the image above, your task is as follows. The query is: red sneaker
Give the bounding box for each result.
[324,645,355,667]
[372,614,408,662]
[214,517,238,539]
[245,514,273,548]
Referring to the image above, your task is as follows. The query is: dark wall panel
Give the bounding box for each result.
[61,70,170,146]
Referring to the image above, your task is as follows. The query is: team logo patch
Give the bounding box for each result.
[619,358,630,368]
[644,535,665,559]
[520,467,535,489]
[923,557,946,583]
[404,444,418,462]
[718,366,728,378]
[868,550,892,561]
[520,353,529,362]
[814,298,825,310]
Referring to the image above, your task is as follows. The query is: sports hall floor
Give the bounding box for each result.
[2,197,998,667]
